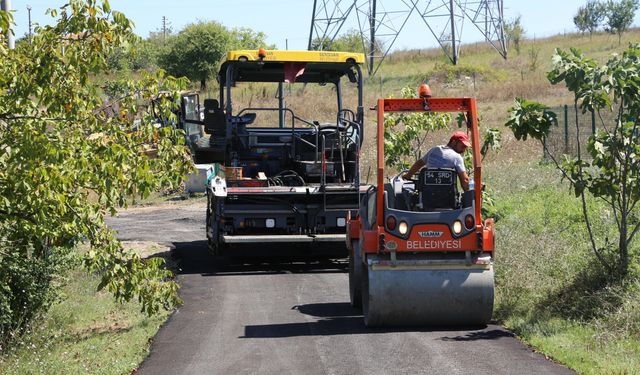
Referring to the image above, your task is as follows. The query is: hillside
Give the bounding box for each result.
[375,27,640,108]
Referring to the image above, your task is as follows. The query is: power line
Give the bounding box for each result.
[308,0,508,75]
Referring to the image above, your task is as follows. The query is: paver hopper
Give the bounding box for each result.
[346,89,495,326]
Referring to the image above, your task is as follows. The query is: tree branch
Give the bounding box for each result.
[596,109,610,134]
[573,100,614,273]
[541,139,576,184]
[0,209,37,225]
[580,191,614,274]
[628,197,639,214]
[611,195,621,230]
[627,220,640,245]
[575,101,582,160]
[612,97,624,139]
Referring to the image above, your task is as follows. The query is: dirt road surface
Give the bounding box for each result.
[107,201,575,375]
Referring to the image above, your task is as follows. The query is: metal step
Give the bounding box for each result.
[222,234,345,244]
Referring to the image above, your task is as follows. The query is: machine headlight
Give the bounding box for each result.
[265,218,276,228]
[398,221,408,235]
[337,217,346,227]
[452,220,463,234]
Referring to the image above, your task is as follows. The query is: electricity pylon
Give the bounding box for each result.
[308,0,507,76]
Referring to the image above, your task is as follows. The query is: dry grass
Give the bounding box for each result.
[198,30,640,173]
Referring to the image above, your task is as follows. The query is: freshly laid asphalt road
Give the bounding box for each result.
[107,201,576,375]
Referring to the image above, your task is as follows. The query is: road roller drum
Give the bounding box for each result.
[362,254,494,326]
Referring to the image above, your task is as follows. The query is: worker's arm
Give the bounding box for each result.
[403,159,425,180]
[458,170,470,192]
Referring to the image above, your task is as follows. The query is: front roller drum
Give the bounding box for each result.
[362,255,494,327]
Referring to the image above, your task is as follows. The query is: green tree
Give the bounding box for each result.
[0,1,192,341]
[158,21,232,90]
[142,30,174,69]
[503,16,525,55]
[384,86,451,170]
[604,0,639,44]
[505,45,640,278]
[574,0,607,38]
[230,27,272,50]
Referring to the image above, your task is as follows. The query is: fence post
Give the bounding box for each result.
[564,105,569,154]
[591,110,596,135]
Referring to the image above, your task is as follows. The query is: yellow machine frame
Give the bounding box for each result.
[227,49,365,64]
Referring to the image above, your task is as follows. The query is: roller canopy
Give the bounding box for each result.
[218,61,360,85]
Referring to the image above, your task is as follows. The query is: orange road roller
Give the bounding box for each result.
[347,88,495,326]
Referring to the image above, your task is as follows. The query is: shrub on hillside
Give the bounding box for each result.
[428,62,503,84]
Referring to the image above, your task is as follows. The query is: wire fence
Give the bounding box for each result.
[543,104,617,161]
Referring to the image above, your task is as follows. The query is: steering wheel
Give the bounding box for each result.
[390,170,416,190]
[319,122,361,148]
[389,170,418,210]
[391,170,409,182]
[317,124,345,132]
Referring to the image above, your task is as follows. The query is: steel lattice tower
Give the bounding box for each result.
[308,0,507,76]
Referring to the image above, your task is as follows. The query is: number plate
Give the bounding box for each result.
[424,170,453,185]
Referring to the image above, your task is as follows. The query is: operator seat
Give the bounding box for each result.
[419,168,458,210]
[203,99,227,136]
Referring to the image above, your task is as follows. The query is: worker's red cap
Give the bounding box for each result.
[450,131,471,147]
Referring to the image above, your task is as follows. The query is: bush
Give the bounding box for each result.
[0,243,74,347]
[428,62,501,84]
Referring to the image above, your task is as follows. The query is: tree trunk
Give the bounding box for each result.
[619,213,629,277]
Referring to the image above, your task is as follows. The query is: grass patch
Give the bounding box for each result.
[133,189,206,207]
[428,61,507,84]
[487,159,640,374]
[0,246,173,375]
[507,318,640,375]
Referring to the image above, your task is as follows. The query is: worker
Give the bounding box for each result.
[402,131,471,191]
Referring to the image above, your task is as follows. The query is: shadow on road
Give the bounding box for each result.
[439,329,514,341]
[170,241,504,339]
[240,302,491,338]
[170,240,348,276]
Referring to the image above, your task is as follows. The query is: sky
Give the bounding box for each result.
[7,0,640,52]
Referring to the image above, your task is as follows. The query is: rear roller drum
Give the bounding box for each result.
[348,240,363,309]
